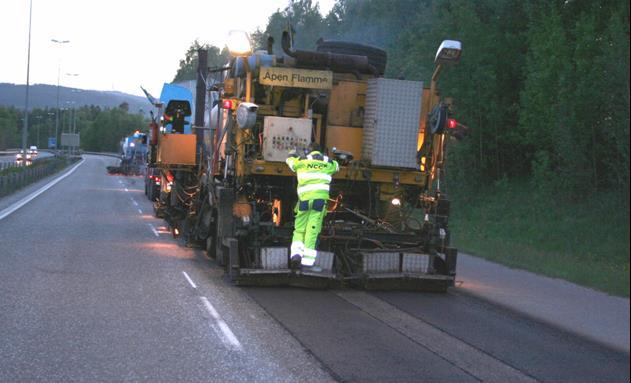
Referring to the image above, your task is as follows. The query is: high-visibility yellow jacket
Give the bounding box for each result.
[286,151,339,201]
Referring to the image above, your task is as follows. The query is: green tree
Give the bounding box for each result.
[173,40,230,82]
[518,2,572,193]
[253,0,326,53]
[80,107,145,152]
[0,107,20,150]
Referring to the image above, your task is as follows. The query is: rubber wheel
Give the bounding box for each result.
[429,104,448,134]
[433,256,447,275]
[316,39,387,75]
[146,183,153,200]
[206,235,217,259]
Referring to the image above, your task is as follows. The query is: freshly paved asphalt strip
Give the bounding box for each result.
[0,155,333,382]
[375,291,630,383]
[246,287,629,383]
[336,291,538,383]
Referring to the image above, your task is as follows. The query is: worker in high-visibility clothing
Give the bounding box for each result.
[286,147,339,269]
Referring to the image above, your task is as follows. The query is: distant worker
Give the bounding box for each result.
[286,145,339,269]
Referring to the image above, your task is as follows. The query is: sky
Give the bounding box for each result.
[1,0,336,98]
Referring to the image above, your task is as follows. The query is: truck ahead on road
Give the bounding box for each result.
[148,30,465,291]
[107,131,148,176]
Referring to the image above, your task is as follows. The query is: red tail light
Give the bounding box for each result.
[447,118,458,129]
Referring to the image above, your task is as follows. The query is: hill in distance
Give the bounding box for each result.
[0,83,153,115]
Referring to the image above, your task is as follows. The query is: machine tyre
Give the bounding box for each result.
[146,182,152,200]
[206,234,217,259]
[432,255,448,275]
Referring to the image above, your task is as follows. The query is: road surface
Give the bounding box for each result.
[0,154,628,382]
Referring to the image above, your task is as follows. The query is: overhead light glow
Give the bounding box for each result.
[227,30,252,56]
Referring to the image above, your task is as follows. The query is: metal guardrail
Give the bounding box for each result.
[0,149,58,171]
[0,157,79,198]
[0,161,20,171]
[2,149,119,157]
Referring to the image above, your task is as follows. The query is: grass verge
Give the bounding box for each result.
[449,181,630,297]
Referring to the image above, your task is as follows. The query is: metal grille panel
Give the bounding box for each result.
[362,78,423,169]
[261,247,288,270]
[402,253,431,273]
[362,252,400,273]
[314,251,334,271]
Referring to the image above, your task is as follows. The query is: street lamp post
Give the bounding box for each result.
[33,115,43,148]
[22,0,33,162]
[51,38,70,153]
[64,101,76,155]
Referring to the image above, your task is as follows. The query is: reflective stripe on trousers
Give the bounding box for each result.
[297,183,330,195]
[302,248,317,266]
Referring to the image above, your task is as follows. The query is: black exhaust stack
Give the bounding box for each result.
[195,49,208,158]
[281,31,378,76]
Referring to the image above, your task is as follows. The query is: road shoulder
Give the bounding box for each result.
[455,252,630,353]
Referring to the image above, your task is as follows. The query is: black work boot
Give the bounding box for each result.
[290,254,302,270]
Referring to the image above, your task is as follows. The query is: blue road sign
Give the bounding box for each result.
[48,137,57,149]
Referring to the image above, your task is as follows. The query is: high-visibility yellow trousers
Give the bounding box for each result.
[291,199,327,266]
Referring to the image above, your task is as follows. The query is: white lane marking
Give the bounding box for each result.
[124,187,129,192]
[131,199,138,206]
[147,223,159,237]
[137,208,143,214]
[182,271,197,289]
[0,159,85,221]
[200,297,242,351]
[118,179,123,184]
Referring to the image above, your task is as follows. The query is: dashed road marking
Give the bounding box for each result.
[147,223,159,237]
[137,208,143,214]
[182,271,197,289]
[124,187,129,192]
[200,297,242,351]
[131,199,138,206]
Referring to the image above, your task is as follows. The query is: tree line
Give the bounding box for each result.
[0,104,145,153]
[172,0,630,203]
[256,0,629,202]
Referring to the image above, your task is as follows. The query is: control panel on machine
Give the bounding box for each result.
[263,116,312,162]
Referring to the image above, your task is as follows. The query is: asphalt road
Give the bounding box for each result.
[1,154,629,382]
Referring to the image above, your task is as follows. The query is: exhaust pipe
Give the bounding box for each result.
[281,31,378,76]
